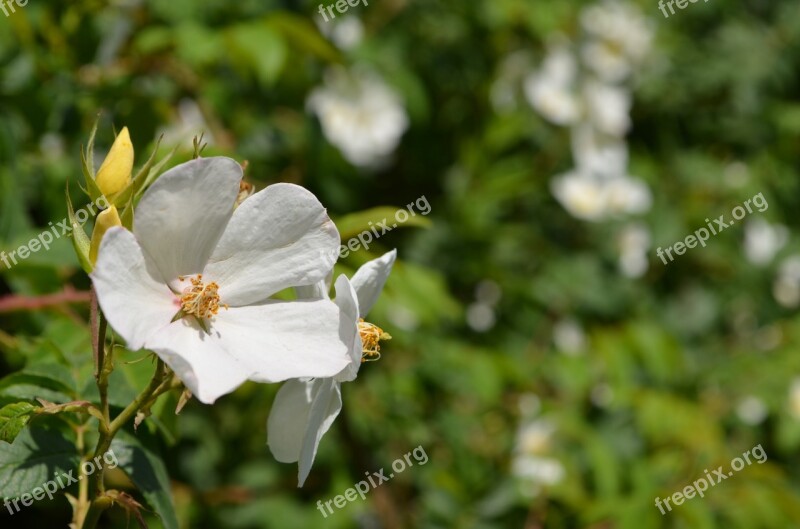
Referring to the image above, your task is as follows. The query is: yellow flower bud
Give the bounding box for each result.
[95,127,133,197]
[89,206,122,265]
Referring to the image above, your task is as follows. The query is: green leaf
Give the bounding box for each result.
[112,430,178,529]
[65,187,93,274]
[335,206,432,241]
[0,402,37,443]
[0,368,77,404]
[225,23,287,86]
[0,422,80,497]
[265,12,341,63]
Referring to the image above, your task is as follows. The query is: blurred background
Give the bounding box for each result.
[2,0,800,527]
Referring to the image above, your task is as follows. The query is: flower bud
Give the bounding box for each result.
[89,206,122,264]
[95,127,133,197]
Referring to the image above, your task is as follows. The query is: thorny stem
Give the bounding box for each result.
[79,292,179,529]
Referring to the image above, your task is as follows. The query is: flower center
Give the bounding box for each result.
[178,274,226,320]
[358,319,391,363]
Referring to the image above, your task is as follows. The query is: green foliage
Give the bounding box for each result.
[1,0,800,528]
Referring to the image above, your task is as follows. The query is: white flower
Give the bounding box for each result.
[552,127,651,221]
[550,171,611,221]
[736,396,768,425]
[524,45,581,126]
[317,16,365,50]
[267,250,397,486]
[579,0,653,83]
[789,378,800,419]
[553,319,586,356]
[512,419,565,497]
[617,223,650,278]
[744,218,788,266]
[774,256,800,308]
[583,80,632,137]
[307,68,409,168]
[571,124,630,178]
[91,157,351,404]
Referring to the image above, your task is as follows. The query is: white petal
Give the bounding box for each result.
[267,379,315,464]
[91,228,178,351]
[204,183,340,306]
[295,279,330,300]
[333,275,362,383]
[298,378,342,487]
[134,157,242,282]
[266,377,343,486]
[145,318,253,404]
[350,249,397,317]
[213,300,351,383]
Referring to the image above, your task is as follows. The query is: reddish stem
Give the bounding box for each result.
[0,287,91,313]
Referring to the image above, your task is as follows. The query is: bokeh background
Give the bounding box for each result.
[2,0,800,527]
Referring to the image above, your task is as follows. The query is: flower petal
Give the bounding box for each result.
[91,227,177,351]
[204,183,340,306]
[133,157,242,282]
[350,249,397,317]
[298,378,342,487]
[145,318,253,404]
[212,299,351,383]
[333,275,362,383]
[267,379,315,464]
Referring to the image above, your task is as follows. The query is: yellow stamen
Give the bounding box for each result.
[358,319,391,363]
[178,274,227,320]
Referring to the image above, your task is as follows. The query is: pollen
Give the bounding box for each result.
[178,274,227,320]
[358,319,391,363]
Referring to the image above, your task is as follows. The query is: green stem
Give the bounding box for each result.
[81,495,114,529]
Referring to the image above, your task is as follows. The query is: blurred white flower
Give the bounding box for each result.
[307,67,409,168]
[773,255,800,308]
[512,419,565,497]
[491,51,536,112]
[579,0,653,83]
[736,396,768,425]
[317,16,364,50]
[744,218,788,266]
[158,99,215,149]
[571,124,629,178]
[789,378,800,419]
[553,318,586,355]
[551,171,609,221]
[551,163,650,222]
[583,80,632,137]
[524,44,581,126]
[552,126,651,221]
[604,175,652,215]
[467,302,496,332]
[618,223,650,278]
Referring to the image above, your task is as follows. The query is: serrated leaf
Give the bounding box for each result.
[112,430,178,529]
[0,422,80,497]
[0,402,37,443]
